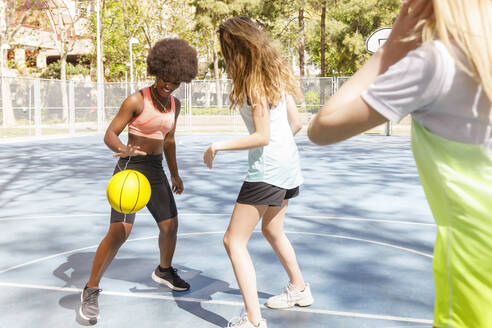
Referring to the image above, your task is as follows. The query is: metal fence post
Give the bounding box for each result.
[97,82,104,132]
[69,80,75,135]
[1,75,6,127]
[385,121,391,136]
[34,79,41,137]
[187,82,193,132]
[28,83,32,136]
[183,83,188,132]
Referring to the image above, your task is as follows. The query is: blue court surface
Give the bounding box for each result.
[0,133,436,328]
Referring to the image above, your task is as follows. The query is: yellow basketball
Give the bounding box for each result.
[106,170,151,214]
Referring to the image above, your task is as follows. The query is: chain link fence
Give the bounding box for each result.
[1,76,399,139]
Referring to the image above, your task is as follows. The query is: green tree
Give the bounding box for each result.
[88,0,197,82]
[138,1,195,48]
[307,0,330,76]
[86,0,146,81]
[83,0,402,82]
[306,0,400,75]
[191,0,262,107]
[255,1,309,76]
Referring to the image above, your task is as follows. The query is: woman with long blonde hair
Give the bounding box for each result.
[203,17,313,328]
[309,0,492,327]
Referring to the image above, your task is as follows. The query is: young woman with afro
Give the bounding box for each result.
[79,38,198,321]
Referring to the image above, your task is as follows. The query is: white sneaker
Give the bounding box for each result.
[226,314,267,328]
[265,282,314,309]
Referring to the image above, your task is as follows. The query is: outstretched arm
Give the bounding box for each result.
[308,0,433,145]
[203,101,270,169]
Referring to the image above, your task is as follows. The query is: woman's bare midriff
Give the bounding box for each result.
[128,133,164,155]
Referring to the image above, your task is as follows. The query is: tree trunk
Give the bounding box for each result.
[320,5,327,105]
[98,0,105,130]
[205,49,211,107]
[298,7,305,77]
[320,6,326,77]
[99,0,105,80]
[60,53,69,122]
[60,53,67,81]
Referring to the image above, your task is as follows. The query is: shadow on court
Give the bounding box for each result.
[53,252,272,327]
[0,135,435,328]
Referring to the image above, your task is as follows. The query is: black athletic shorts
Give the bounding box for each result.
[236,181,299,206]
[110,154,177,224]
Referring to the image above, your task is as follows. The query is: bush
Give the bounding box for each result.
[304,90,320,105]
[191,107,233,115]
[40,61,90,80]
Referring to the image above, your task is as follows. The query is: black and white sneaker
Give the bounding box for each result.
[151,265,190,291]
[79,285,101,321]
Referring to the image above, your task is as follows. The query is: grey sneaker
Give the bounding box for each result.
[265,283,313,309]
[226,314,267,328]
[79,285,101,320]
[151,265,190,291]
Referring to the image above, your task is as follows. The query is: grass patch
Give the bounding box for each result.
[0,127,70,138]
[191,107,234,115]
[191,106,319,114]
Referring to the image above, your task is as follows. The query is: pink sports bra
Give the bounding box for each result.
[128,87,175,140]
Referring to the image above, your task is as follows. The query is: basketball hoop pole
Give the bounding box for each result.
[366,27,392,136]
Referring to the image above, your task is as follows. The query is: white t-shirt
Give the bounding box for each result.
[240,94,303,189]
[362,40,492,154]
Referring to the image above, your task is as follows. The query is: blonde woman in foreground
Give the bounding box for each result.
[308,0,492,327]
[203,17,313,328]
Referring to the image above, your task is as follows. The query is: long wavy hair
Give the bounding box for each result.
[218,17,302,110]
[421,0,492,101]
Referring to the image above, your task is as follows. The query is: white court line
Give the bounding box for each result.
[383,326,430,328]
[0,281,433,324]
[299,215,435,226]
[0,244,101,275]
[0,213,229,222]
[284,231,433,259]
[0,149,90,160]
[0,232,224,275]
[0,213,435,226]
[0,133,101,145]
[0,231,432,275]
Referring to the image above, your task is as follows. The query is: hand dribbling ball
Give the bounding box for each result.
[106,170,151,214]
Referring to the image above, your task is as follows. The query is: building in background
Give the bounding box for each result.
[3,0,93,75]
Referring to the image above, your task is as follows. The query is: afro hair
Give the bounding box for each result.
[146,38,198,83]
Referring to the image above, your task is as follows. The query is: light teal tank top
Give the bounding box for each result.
[239,94,303,189]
